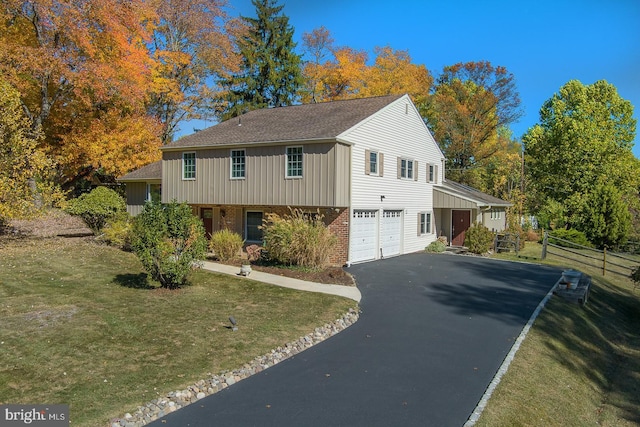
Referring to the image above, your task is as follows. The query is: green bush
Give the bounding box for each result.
[464,222,494,254]
[101,215,132,250]
[131,201,207,289]
[65,186,125,232]
[425,240,446,253]
[548,228,594,249]
[262,208,337,269]
[209,229,244,261]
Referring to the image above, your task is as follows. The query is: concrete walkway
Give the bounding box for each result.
[200,261,362,302]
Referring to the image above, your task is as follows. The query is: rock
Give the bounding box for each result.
[114,308,359,426]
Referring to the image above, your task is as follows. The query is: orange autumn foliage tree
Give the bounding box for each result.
[424,61,522,186]
[147,0,240,144]
[301,27,432,104]
[0,0,162,189]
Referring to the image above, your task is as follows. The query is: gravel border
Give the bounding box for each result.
[111,308,359,427]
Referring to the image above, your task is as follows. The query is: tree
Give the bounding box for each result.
[0,78,60,225]
[524,79,639,246]
[576,182,631,248]
[147,0,239,144]
[300,26,335,103]
[0,0,162,190]
[131,201,207,289]
[424,61,522,184]
[300,30,432,104]
[218,0,302,119]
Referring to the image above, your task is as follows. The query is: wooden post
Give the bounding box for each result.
[541,230,548,260]
[602,247,607,276]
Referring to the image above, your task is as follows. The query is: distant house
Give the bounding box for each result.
[119,94,510,264]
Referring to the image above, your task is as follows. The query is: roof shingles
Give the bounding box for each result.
[165,94,404,149]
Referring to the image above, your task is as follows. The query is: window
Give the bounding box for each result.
[182,152,196,180]
[370,151,378,175]
[246,211,263,242]
[419,212,432,235]
[399,158,414,179]
[428,163,438,184]
[286,146,303,178]
[146,183,161,202]
[365,150,383,176]
[490,209,502,220]
[231,149,245,179]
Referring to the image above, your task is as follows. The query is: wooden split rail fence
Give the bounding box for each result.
[541,231,638,278]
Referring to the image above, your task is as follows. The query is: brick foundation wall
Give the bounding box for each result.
[194,205,350,267]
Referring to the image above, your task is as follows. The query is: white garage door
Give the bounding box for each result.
[381,210,402,257]
[350,210,377,263]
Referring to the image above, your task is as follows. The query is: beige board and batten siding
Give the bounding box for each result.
[433,189,477,210]
[162,142,350,207]
[345,95,442,260]
[124,182,148,216]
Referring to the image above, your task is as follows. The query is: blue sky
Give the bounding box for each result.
[180,0,640,158]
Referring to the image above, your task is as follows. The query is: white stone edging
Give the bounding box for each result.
[463,285,556,426]
[111,308,359,427]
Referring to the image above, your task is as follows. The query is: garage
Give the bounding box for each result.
[350,210,378,263]
[380,210,402,257]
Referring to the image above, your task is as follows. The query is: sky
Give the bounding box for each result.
[178,0,640,158]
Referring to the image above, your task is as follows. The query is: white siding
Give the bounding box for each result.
[341,95,443,262]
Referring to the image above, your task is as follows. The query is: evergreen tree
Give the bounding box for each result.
[218,0,302,119]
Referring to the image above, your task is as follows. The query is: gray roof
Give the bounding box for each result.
[437,180,512,207]
[165,94,405,149]
[118,160,162,181]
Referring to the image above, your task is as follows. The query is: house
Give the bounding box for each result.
[434,179,511,246]
[119,94,509,264]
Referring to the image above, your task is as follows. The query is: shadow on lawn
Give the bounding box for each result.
[113,273,154,289]
[535,279,640,424]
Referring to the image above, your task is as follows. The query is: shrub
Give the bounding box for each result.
[262,208,337,269]
[65,186,125,232]
[548,228,594,249]
[464,222,494,254]
[526,229,540,242]
[425,240,446,253]
[209,229,244,261]
[101,215,132,250]
[131,201,207,289]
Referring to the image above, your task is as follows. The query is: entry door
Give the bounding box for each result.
[200,208,213,238]
[350,210,377,262]
[451,210,471,246]
[380,210,402,257]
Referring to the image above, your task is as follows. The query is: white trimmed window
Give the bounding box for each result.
[286,146,303,178]
[146,183,161,202]
[398,158,416,180]
[365,150,384,176]
[182,152,196,180]
[490,209,502,220]
[231,149,246,179]
[427,163,439,184]
[418,212,432,235]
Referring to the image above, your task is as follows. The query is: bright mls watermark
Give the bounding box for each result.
[0,405,68,427]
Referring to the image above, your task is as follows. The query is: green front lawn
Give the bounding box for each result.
[0,238,355,426]
[479,242,640,426]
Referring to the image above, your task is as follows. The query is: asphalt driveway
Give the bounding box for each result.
[150,253,561,427]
